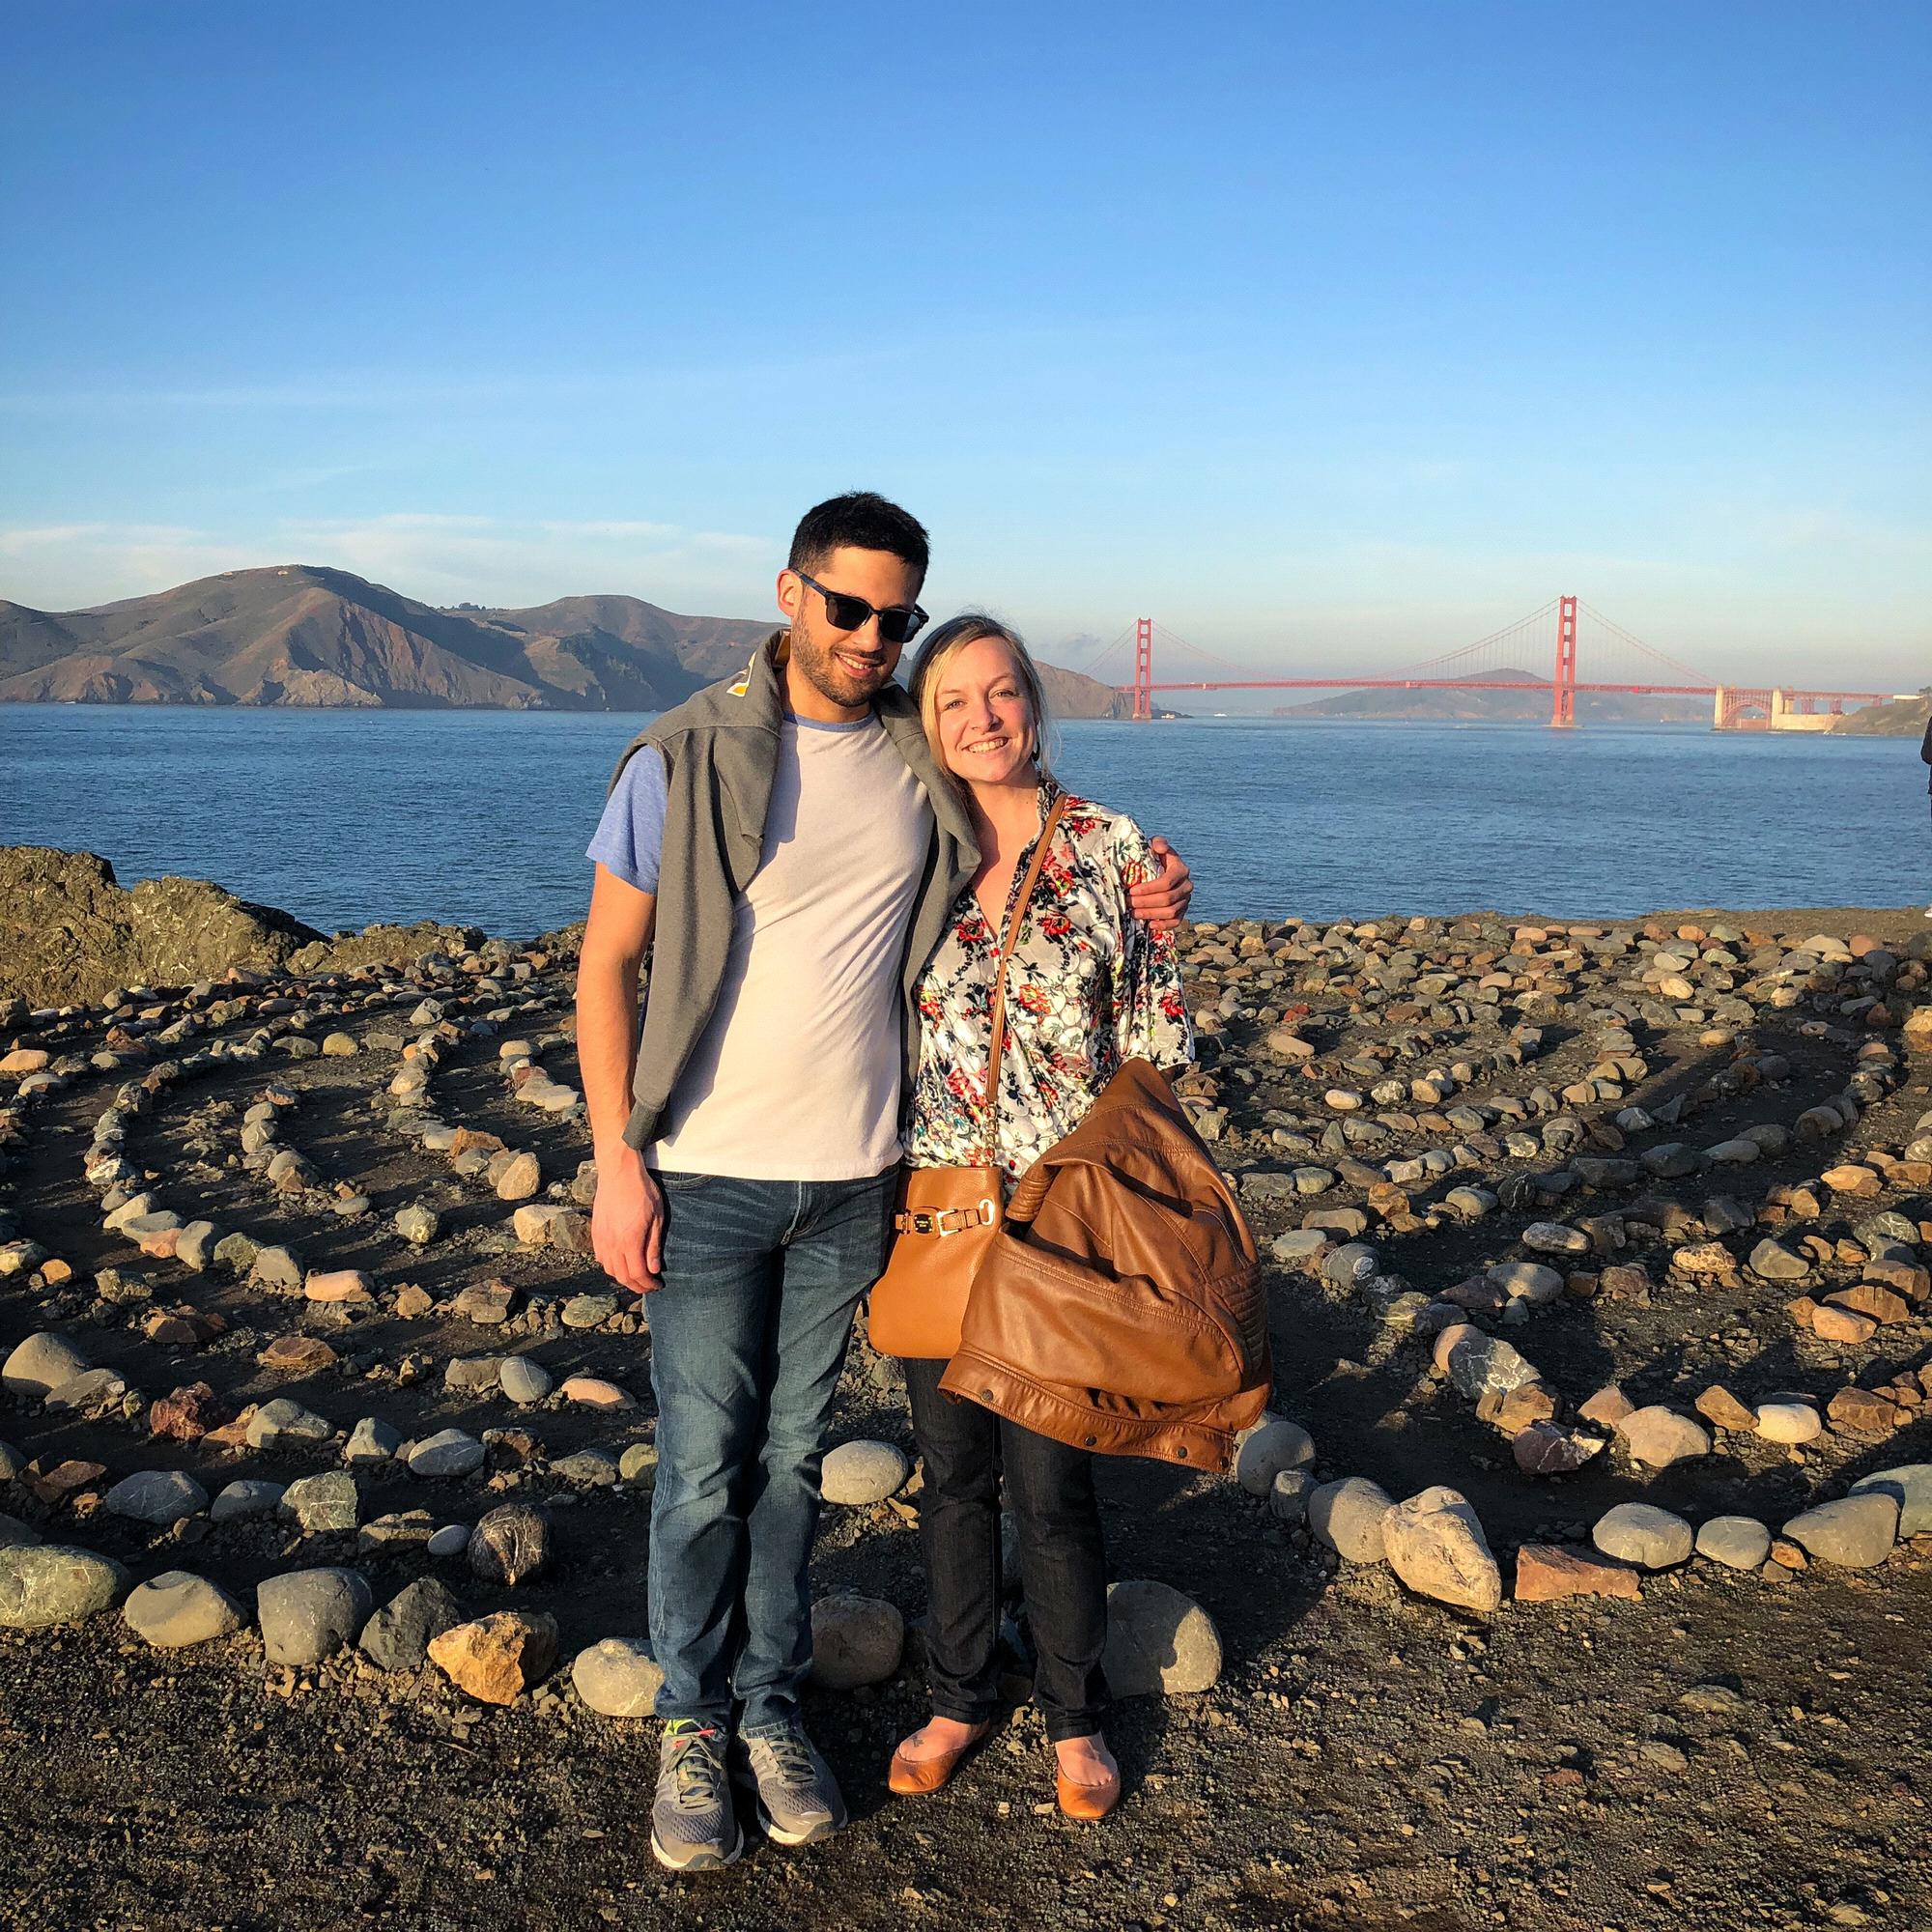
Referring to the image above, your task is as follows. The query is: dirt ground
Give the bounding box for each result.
[1,901,1928,1931]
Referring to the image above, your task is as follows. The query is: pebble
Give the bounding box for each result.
[572,1636,666,1717]
[123,1570,245,1648]
[821,1439,910,1505]
[1592,1502,1694,1569]
[1100,1578,1222,1695]
[257,1567,373,1665]
[1269,1468,1316,1522]
[428,1523,471,1559]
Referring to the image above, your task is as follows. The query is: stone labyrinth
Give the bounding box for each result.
[0,910,1928,1731]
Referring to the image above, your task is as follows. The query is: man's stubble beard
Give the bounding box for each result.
[788,607,895,710]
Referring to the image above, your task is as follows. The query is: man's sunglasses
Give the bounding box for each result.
[794,571,928,645]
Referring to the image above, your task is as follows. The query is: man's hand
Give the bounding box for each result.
[1128,838,1193,930]
[592,1142,666,1294]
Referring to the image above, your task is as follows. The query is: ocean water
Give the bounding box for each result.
[1,703,1923,938]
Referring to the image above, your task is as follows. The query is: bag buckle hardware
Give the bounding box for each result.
[911,1212,936,1235]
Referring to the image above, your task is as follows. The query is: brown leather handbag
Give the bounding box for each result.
[867,794,1066,1360]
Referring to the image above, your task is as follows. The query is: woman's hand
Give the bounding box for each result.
[1127,838,1192,930]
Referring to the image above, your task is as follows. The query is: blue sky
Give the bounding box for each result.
[3,0,1927,685]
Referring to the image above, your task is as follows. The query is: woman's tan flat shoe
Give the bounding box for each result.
[1055,1745,1122,1822]
[889,1720,991,1796]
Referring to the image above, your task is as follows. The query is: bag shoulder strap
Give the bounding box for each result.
[982,790,1066,1165]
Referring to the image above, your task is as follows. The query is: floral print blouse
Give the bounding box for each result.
[905,778,1194,1184]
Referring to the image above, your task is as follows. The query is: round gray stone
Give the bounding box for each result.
[499,1357,554,1405]
[428,1523,471,1558]
[1694,1515,1772,1570]
[257,1567,373,1665]
[1101,1578,1222,1696]
[408,1429,485,1478]
[211,1479,285,1521]
[571,1636,666,1717]
[1233,1414,1316,1497]
[1592,1502,1694,1569]
[104,1468,209,1526]
[1849,1463,1932,1538]
[345,1416,401,1464]
[1,1332,91,1396]
[1782,1494,1899,1568]
[124,1570,244,1648]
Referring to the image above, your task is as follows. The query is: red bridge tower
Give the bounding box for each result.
[1551,595,1578,728]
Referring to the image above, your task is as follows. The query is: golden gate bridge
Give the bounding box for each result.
[1082,596,1899,730]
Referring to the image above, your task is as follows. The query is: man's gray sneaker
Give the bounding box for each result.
[734,1719,848,1845]
[651,1720,742,1871]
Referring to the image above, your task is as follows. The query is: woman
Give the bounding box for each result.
[886,613,1193,1822]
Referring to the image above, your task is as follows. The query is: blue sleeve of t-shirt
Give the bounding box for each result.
[585,746,668,894]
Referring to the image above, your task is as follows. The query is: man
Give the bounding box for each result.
[575,493,1191,1871]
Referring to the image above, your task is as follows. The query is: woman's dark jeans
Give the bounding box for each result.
[903,1357,1108,1743]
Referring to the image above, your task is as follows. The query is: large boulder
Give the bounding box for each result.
[0,846,323,1007]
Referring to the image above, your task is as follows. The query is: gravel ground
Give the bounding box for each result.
[1,900,1929,1930]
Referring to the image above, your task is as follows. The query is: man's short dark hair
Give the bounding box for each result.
[788,492,929,582]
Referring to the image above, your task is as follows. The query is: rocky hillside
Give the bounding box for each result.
[0,568,771,711]
[1828,691,1931,737]
[0,848,482,1008]
[0,567,1130,716]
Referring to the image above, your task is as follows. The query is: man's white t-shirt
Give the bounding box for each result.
[587,714,934,1180]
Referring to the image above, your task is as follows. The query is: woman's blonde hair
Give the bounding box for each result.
[908,613,1055,777]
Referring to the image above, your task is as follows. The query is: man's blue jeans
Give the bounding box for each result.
[643,1168,895,1731]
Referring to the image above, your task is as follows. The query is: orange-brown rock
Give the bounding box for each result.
[1694,1385,1757,1433]
[1825,1285,1911,1325]
[149,1381,220,1441]
[1827,1387,1898,1435]
[1515,1544,1642,1603]
[32,1458,107,1505]
[1811,1306,1878,1345]
[427,1611,558,1705]
[258,1334,338,1373]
